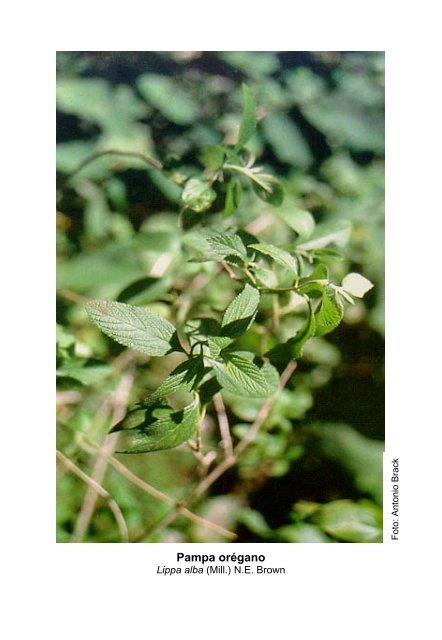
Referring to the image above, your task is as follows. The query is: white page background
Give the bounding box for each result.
[2,5,441,638]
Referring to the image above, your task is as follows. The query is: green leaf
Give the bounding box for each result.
[342,272,374,298]
[221,284,260,338]
[181,178,217,213]
[57,362,111,386]
[137,74,198,125]
[213,353,271,398]
[297,264,329,295]
[56,324,76,361]
[117,276,171,305]
[234,83,257,151]
[297,220,352,250]
[85,300,177,356]
[313,500,383,543]
[266,300,316,362]
[221,52,280,77]
[207,336,234,358]
[206,232,248,262]
[198,377,222,406]
[253,266,278,288]
[261,111,313,169]
[149,356,205,403]
[185,317,221,345]
[260,361,280,395]
[277,523,333,543]
[252,179,284,206]
[250,243,298,274]
[315,288,344,336]
[224,178,242,216]
[314,423,384,506]
[116,401,200,454]
[276,208,315,239]
[112,356,205,433]
[236,509,272,538]
[198,144,226,171]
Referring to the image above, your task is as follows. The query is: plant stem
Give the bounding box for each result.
[213,393,233,461]
[144,361,297,535]
[59,148,182,191]
[80,434,237,541]
[70,370,134,542]
[56,450,129,543]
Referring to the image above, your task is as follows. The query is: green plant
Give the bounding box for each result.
[77,85,372,516]
[57,53,384,544]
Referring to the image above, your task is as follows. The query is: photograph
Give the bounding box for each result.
[56,51,385,543]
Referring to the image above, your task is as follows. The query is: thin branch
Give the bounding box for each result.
[134,510,182,542]
[193,361,296,499]
[135,502,238,542]
[221,261,240,280]
[56,450,128,543]
[71,370,134,542]
[140,361,297,536]
[57,288,87,305]
[192,364,296,500]
[245,212,275,236]
[272,296,280,332]
[80,436,236,541]
[213,393,233,461]
[56,390,82,406]
[61,149,163,187]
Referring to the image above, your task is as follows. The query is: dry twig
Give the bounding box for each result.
[139,361,297,537]
[71,370,134,542]
[213,392,234,461]
[57,450,128,543]
[80,435,237,542]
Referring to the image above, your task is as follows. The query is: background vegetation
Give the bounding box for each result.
[56,51,384,543]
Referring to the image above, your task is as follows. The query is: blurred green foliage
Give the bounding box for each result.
[56,51,384,543]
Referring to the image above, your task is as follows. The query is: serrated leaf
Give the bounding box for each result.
[112,356,206,433]
[206,232,247,262]
[207,336,234,358]
[297,220,352,250]
[85,300,177,356]
[297,264,328,295]
[221,284,260,338]
[224,178,242,216]
[116,401,200,453]
[250,243,298,275]
[342,273,374,298]
[266,300,316,362]
[198,377,222,406]
[213,353,271,398]
[260,361,280,394]
[253,266,278,288]
[185,317,221,346]
[150,356,205,402]
[315,288,344,336]
[276,208,315,238]
[252,179,284,206]
[234,83,257,151]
